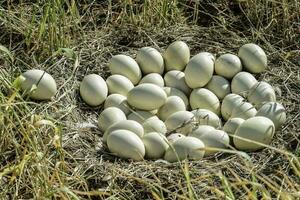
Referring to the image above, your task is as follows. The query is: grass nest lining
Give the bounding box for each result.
[1,4,300,199]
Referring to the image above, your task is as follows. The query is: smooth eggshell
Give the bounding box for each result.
[103,120,144,144]
[136,47,164,74]
[223,118,245,136]
[256,102,286,129]
[192,109,222,128]
[221,94,245,121]
[164,136,205,162]
[127,110,157,124]
[231,72,258,97]
[205,75,231,99]
[234,116,275,151]
[184,53,214,88]
[127,83,167,110]
[163,87,189,107]
[248,81,276,108]
[231,101,257,120]
[190,88,221,115]
[238,43,267,73]
[157,96,186,121]
[97,107,126,131]
[104,94,131,115]
[163,41,190,71]
[164,70,191,95]
[80,74,107,106]
[164,111,195,135]
[106,74,134,96]
[107,130,145,161]
[20,69,57,100]
[139,73,164,87]
[109,54,142,85]
[143,118,167,135]
[142,132,168,159]
[215,54,242,79]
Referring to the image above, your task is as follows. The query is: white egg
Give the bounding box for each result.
[167,133,186,144]
[157,96,186,121]
[163,41,190,71]
[192,109,222,128]
[143,118,167,135]
[256,102,286,129]
[109,54,142,85]
[127,83,167,110]
[104,94,131,115]
[106,74,134,96]
[164,136,205,162]
[103,120,144,144]
[127,110,157,124]
[80,74,107,106]
[231,72,258,97]
[238,43,267,73]
[164,70,191,95]
[107,130,145,161]
[234,116,275,151]
[142,132,168,159]
[223,118,245,136]
[98,107,126,131]
[231,101,257,120]
[164,111,195,135]
[184,53,214,88]
[136,47,164,74]
[248,81,276,108]
[139,73,164,87]
[205,75,231,99]
[221,94,245,121]
[215,54,242,79]
[190,88,221,115]
[20,69,57,100]
[163,87,189,107]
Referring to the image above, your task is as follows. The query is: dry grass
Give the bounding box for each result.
[0,0,300,199]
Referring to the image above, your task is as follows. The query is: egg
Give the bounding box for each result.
[20,69,57,100]
[127,83,167,110]
[231,101,257,120]
[184,53,214,88]
[143,118,167,135]
[205,75,231,99]
[190,88,221,115]
[104,94,131,115]
[164,70,191,95]
[163,41,190,71]
[164,136,205,162]
[167,133,186,143]
[215,54,242,79]
[256,102,286,129]
[127,110,157,124]
[189,128,229,155]
[223,118,245,136]
[139,73,164,87]
[231,72,258,97]
[221,94,245,121]
[248,81,276,108]
[106,74,134,96]
[157,96,186,121]
[238,43,267,73]
[136,47,164,74]
[163,87,189,107]
[80,74,107,106]
[109,54,142,85]
[142,132,168,159]
[107,130,145,161]
[192,109,222,128]
[234,116,275,151]
[164,111,195,135]
[103,120,144,144]
[97,107,126,131]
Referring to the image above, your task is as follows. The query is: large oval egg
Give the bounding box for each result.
[221,94,245,121]
[80,74,107,106]
[127,110,157,124]
[231,101,257,120]
[205,75,231,99]
[190,88,220,115]
[107,130,145,161]
[163,41,190,71]
[223,118,245,137]
[157,96,186,121]
[136,47,164,74]
[164,70,191,95]
[231,72,258,97]
[192,109,222,128]
[108,54,142,85]
[142,132,168,159]
[256,102,286,129]
[234,116,275,151]
[127,83,167,110]
[143,118,167,135]
[163,87,189,107]
[215,54,242,79]
[139,73,164,87]
[106,74,134,96]
[20,69,57,100]
[164,136,205,162]
[97,107,126,131]
[184,53,214,88]
[104,94,131,115]
[248,81,276,108]
[238,43,267,73]
[164,111,195,135]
